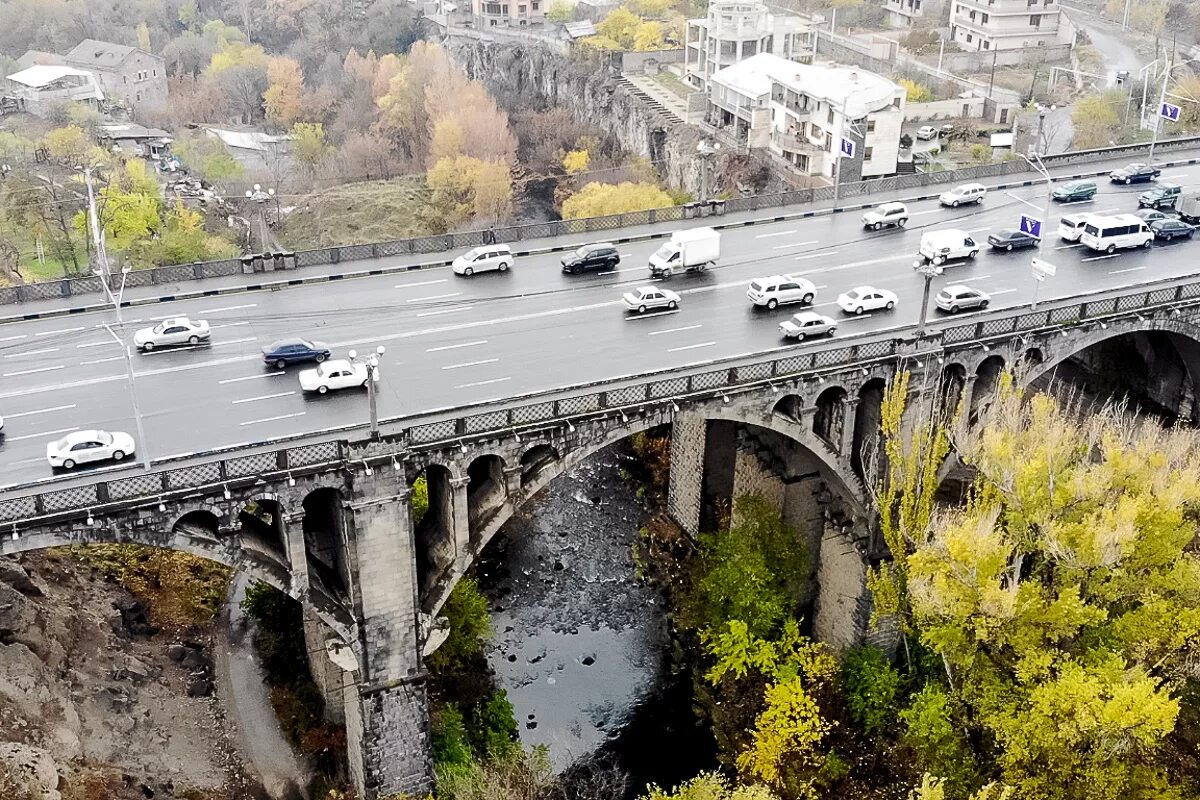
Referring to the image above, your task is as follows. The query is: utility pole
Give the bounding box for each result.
[1122,0,1131,29]
[913,261,943,338]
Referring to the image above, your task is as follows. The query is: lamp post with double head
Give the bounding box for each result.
[349,346,386,437]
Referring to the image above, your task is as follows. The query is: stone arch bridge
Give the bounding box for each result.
[2,279,1200,799]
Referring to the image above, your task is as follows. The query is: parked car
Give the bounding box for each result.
[622,286,681,313]
[46,429,135,470]
[298,359,369,394]
[915,125,939,141]
[1133,208,1174,224]
[779,311,837,340]
[133,317,210,351]
[262,338,331,369]
[861,202,909,230]
[837,286,898,315]
[1052,180,1098,202]
[1109,163,1160,184]
[939,183,986,208]
[1058,213,1096,242]
[988,229,1039,251]
[939,123,957,138]
[746,275,817,309]
[935,284,990,313]
[1149,218,1196,240]
[1138,183,1182,209]
[561,242,620,274]
[452,244,513,276]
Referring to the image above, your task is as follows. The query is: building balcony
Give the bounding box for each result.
[772,131,825,155]
[955,0,1057,16]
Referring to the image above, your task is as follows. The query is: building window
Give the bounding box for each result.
[1030,13,1041,26]
[519,4,526,12]
[966,33,973,43]
[866,119,876,133]
[983,40,990,49]
[532,1,538,8]
[864,146,873,160]
[980,12,988,22]
[827,108,834,124]
[123,75,127,84]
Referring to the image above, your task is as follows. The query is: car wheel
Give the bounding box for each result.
[275,359,287,369]
[112,450,125,461]
[189,335,200,344]
[802,293,814,304]
[317,385,328,394]
[952,200,961,207]
[1188,232,1195,239]
[638,304,647,314]
[1125,178,1132,185]
[362,379,369,388]
[968,250,978,258]
[897,218,907,227]
[980,300,989,309]
[1106,244,1117,254]
[63,459,76,470]
[667,300,678,310]
[855,306,864,315]
[1143,238,1152,248]
[315,353,326,363]
[463,266,474,276]
[828,328,837,337]
[1006,243,1014,251]
[571,265,582,274]
[499,262,509,272]
[885,301,895,310]
[142,341,154,351]
[797,332,807,341]
[873,222,882,231]
[949,305,960,314]
[766,298,778,310]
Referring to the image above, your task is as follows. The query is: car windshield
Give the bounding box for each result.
[749,281,764,292]
[97,431,113,445]
[152,323,168,334]
[653,243,674,260]
[574,245,591,257]
[844,289,862,299]
[462,247,482,260]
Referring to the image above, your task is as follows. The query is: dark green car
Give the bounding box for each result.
[1051,180,1097,202]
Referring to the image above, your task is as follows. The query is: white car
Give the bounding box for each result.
[622,286,680,313]
[299,359,369,394]
[935,284,990,313]
[916,125,939,141]
[938,183,987,208]
[779,311,837,340]
[746,275,817,309]
[861,202,909,230]
[452,244,513,276]
[837,286,898,315]
[46,429,136,470]
[133,317,210,351]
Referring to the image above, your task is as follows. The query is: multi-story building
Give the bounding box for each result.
[685,0,819,93]
[884,0,925,27]
[63,39,168,112]
[472,0,545,27]
[707,53,905,181]
[949,0,1067,51]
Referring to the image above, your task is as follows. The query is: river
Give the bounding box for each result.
[476,443,714,797]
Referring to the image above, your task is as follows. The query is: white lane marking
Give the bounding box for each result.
[34,326,85,337]
[989,288,1019,296]
[210,321,250,329]
[791,253,913,276]
[76,340,112,349]
[1161,173,1189,180]
[842,313,875,321]
[426,340,487,352]
[1054,243,1083,250]
[1109,266,1145,274]
[394,278,449,289]
[240,412,307,426]
[3,404,76,418]
[1082,254,1121,262]
[907,208,943,216]
[81,355,124,365]
[0,334,27,342]
[417,305,474,317]
[442,358,499,370]
[454,376,511,389]
[4,347,59,358]
[3,365,64,377]
[4,425,79,442]
[972,274,992,281]
[211,337,258,347]
[219,372,286,384]
[795,251,837,261]
[232,390,296,404]
[406,292,462,303]
[667,341,717,352]
[198,303,257,314]
[754,229,798,238]
[648,324,702,336]
[772,240,818,250]
[624,309,680,320]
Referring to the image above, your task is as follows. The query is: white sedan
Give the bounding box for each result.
[779,311,837,340]
[837,286,898,315]
[299,359,369,394]
[622,286,680,313]
[47,429,135,469]
[133,317,210,351]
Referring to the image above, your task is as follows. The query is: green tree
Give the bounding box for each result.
[173,134,245,186]
[426,577,492,673]
[561,180,675,220]
[1170,74,1200,132]
[292,122,332,173]
[425,155,513,230]
[841,646,900,736]
[898,78,933,103]
[44,124,100,165]
[1071,92,1121,149]
[900,685,980,798]
[737,676,831,787]
[643,772,779,800]
[547,0,575,21]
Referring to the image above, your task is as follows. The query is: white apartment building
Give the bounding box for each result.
[950,0,1067,50]
[685,0,819,92]
[708,53,906,180]
[472,0,545,27]
[884,0,925,27]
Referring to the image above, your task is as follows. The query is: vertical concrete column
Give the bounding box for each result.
[302,607,346,724]
[838,397,861,460]
[668,410,707,536]
[283,510,309,600]
[449,475,472,563]
[730,436,786,529]
[345,477,432,800]
[812,520,871,653]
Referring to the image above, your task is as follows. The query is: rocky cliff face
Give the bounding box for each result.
[444,38,712,196]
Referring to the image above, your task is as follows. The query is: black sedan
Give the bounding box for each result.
[1109,163,1161,184]
[262,338,332,368]
[1149,218,1196,241]
[987,229,1039,251]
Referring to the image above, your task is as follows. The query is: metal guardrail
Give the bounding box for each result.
[3,137,1200,308]
[4,275,1200,526]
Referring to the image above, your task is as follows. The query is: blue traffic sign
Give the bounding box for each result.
[839,138,855,158]
[1019,215,1042,238]
[1162,102,1182,122]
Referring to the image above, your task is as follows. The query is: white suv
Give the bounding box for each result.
[939,183,987,208]
[452,244,513,276]
[746,275,817,310]
[862,202,909,230]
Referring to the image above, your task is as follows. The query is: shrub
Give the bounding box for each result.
[841,646,900,736]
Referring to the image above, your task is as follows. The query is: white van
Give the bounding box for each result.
[939,183,986,208]
[919,229,980,265]
[452,244,513,276]
[1079,214,1153,254]
[1058,213,1095,242]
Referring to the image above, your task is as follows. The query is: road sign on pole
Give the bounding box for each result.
[1161,102,1182,122]
[1020,215,1042,238]
[839,138,855,158]
[1032,257,1056,278]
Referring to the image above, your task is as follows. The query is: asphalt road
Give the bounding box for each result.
[0,158,1198,489]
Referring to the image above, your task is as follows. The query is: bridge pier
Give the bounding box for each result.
[668,409,708,536]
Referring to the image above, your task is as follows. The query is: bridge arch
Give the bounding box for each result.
[852,378,887,483]
[812,385,849,446]
[519,443,560,489]
[303,487,353,606]
[969,355,1006,424]
[466,454,508,547]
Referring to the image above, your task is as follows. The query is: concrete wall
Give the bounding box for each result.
[812,524,871,652]
[905,96,986,121]
[616,49,686,74]
[668,411,708,536]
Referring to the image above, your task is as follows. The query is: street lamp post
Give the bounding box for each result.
[349,346,386,437]
[913,260,943,338]
[1019,153,1054,310]
[1149,59,1195,165]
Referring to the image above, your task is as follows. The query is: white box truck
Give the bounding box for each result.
[648,227,721,279]
[1179,191,1200,224]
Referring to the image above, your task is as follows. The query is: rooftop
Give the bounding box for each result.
[65,39,152,68]
[711,52,903,117]
[7,65,97,89]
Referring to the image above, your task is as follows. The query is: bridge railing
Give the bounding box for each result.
[4,136,1200,308]
[6,274,1200,526]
